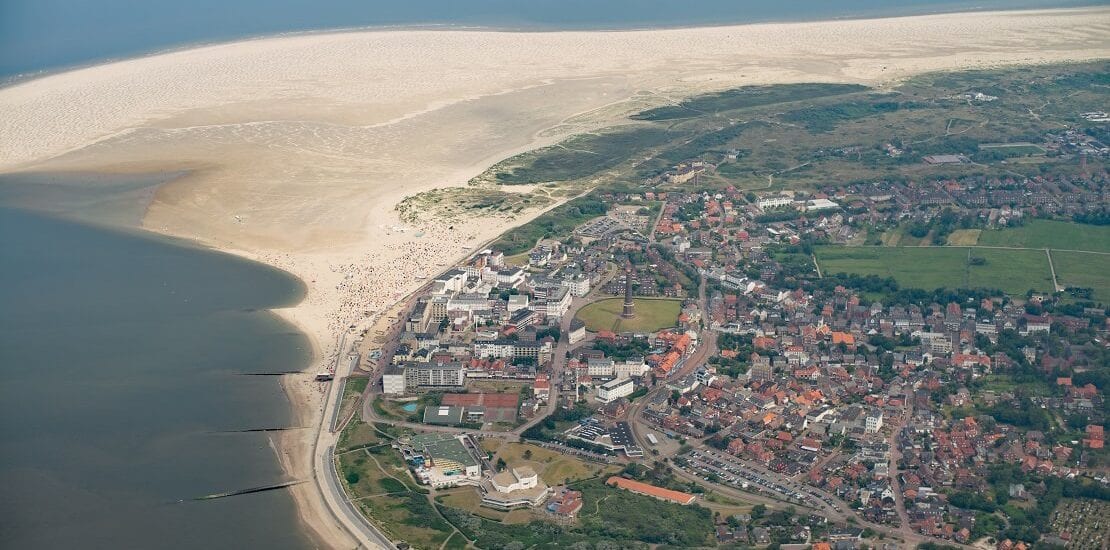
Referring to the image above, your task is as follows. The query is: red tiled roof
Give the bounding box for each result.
[606,476,696,505]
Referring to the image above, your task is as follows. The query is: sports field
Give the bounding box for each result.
[816,246,1055,295]
[575,297,681,333]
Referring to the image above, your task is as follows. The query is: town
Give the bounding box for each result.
[330,62,1109,550]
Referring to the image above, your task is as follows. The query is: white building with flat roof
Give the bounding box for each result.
[382,367,406,395]
[865,410,884,434]
[480,466,552,510]
[758,195,794,210]
[597,377,634,403]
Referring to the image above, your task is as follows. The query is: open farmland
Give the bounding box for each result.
[1052,250,1110,301]
[816,246,1056,296]
[977,220,1110,253]
[965,248,1055,296]
[816,247,969,290]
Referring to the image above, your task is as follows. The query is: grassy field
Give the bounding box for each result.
[967,248,1055,296]
[439,478,715,548]
[490,195,608,255]
[946,229,982,246]
[978,142,1046,156]
[438,488,535,525]
[345,376,369,396]
[816,246,1056,295]
[575,297,681,333]
[1051,250,1110,301]
[372,394,444,423]
[337,419,385,452]
[336,423,456,550]
[977,220,1110,253]
[817,247,969,290]
[482,441,609,486]
[340,377,370,418]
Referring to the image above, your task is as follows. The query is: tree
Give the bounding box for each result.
[496,457,507,472]
[523,449,533,460]
[752,504,767,520]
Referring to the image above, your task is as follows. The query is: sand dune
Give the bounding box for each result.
[1,8,1108,549]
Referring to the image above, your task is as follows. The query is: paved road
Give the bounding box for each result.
[312,334,398,550]
[889,396,914,536]
[627,269,716,452]
[321,443,398,550]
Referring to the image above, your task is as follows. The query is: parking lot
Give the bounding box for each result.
[680,448,842,513]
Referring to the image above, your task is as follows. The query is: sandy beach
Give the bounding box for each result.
[2,7,1108,548]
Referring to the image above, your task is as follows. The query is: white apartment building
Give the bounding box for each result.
[587,357,615,378]
[536,286,572,319]
[562,273,591,297]
[757,195,794,210]
[403,362,466,389]
[614,358,649,380]
[382,367,406,395]
[597,377,634,403]
[865,410,885,433]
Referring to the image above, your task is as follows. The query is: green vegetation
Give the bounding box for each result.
[374,393,442,422]
[482,441,608,486]
[575,297,681,333]
[965,248,1055,296]
[491,126,674,184]
[438,478,713,549]
[344,376,369,397]
[491,195,608,255]
[520,403,594,443]
[978,220,1110,253]
[782,98,917,132]
[815,246,1055,296]
[337,420,385,453]
[468,61,1109,199]
[1052,250,1110,302]
[976,464,1110,543]
[817,247,968,291]
[631,83,867,121]
[337,422,453,550]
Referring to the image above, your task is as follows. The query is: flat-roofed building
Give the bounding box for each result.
[568,319,587,345]
[480,466,552,510]
[405,433,483,489]
[423,405,466,426]
[404,361,466,389]
[473,340,553,363]
[597,377,634,403]
[382,366,406,395]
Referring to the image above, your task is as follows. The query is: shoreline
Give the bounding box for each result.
[2,7,1108,549]
[3,4,1100,89]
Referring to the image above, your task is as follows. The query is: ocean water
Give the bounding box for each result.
[0,0,1101,80]
[0,205,313,549]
